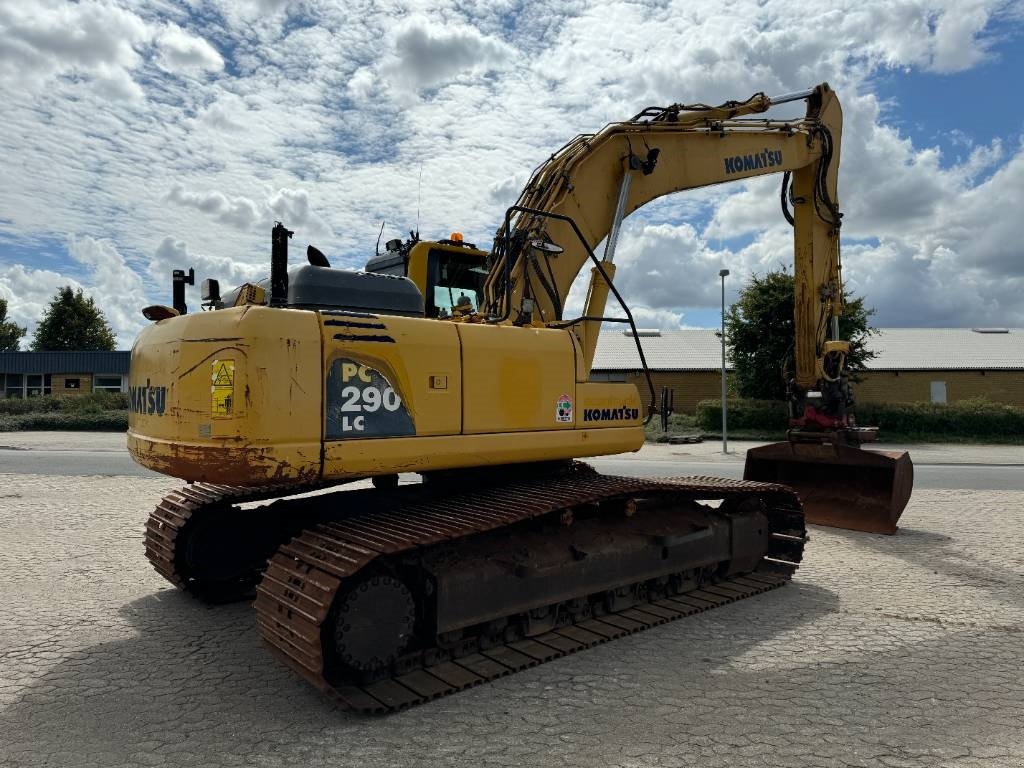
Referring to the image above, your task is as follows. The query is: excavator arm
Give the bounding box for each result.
[484,83,844,395]
[485,83,912,534]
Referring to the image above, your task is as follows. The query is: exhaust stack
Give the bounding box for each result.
[271,222,293,307]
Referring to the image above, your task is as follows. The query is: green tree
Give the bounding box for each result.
[0,297,27,350]
[725,268,877,400]
[31,286,116,351]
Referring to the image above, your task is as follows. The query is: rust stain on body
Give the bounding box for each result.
[130,438,319,487]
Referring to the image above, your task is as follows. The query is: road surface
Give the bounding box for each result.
[1,436,1020,490]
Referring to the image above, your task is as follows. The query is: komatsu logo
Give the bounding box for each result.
[724,149,783,174]
[128,380,166,416]
[583,407,640,422]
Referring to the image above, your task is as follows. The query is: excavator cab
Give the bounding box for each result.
[365,234,489,318]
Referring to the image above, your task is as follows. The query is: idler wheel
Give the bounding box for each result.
[180,507,278,603]
[330,574,416,676]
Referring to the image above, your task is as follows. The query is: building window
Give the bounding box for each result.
[26,374,51,397]
[930,381,947,404]
[65,378,81,390]
[93,375,124,392]
[4,373,24,399]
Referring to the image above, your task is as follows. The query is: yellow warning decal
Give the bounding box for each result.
[211,359,234,417]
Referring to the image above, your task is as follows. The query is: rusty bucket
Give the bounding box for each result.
[743,442,913,534]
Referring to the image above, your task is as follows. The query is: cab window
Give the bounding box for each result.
[427,250,486,317]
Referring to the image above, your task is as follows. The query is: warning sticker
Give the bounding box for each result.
[555,393,573,423]
[211,359,234,417]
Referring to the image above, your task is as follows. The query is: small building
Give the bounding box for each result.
[0,351,130,398]
[591,329,726,413]
[855,328,1024,406]
[592,328,1024,413]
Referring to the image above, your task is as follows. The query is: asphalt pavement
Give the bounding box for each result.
[0,432,1020,490]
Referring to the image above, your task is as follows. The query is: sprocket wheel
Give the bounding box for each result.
[329,574,416,676]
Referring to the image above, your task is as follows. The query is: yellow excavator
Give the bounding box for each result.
[130,83,911,711]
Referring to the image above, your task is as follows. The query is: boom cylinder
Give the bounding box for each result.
[602,172,633,264]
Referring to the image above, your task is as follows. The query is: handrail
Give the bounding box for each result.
[495,204,658,423]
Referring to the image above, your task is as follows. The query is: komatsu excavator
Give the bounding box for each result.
[130,83,910,712]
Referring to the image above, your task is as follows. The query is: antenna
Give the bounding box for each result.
[375,220,385,256]
[416,162,423,238]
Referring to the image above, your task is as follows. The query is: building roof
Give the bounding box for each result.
[866,328,1023,370]
[0,351,131,375]
[594,329,726,371]
[592,328,1024,371]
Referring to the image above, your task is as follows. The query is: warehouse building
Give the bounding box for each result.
[1,329,1020,409]
[0,351,130,399]
[592,328,1024,413]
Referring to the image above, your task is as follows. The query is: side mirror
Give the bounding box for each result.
[202,279,221,303]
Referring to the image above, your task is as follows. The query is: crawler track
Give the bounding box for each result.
[145,465,805,712]
[269,568,790,713]
[257,467,804,712]
[144,480,342,602]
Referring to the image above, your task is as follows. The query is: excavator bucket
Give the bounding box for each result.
[743,442,913,534]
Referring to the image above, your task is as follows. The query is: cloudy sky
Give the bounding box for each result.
[1,0,1023,347]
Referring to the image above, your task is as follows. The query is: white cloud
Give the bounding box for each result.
[930,2,994,72]
[0,0,1022,348]
[0,264,85,348]
[155,23,224,76]
[0,0,151,97]
[66,236,148,347]
[152,237,263,294]
[165,184,332,239]
[379,15,515,92]
[0,236,147,348]
[166,185,262,230]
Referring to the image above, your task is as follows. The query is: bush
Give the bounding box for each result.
[0,392,130,430]
[0,391,128,415]
[644,412,699,441]
[695,396,1024,440]
[0,396,61,415]
[696,399,788,432]
[0,410,128,432]
[856,398,1024,439]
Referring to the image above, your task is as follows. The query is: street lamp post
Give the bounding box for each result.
[719,268,730,454]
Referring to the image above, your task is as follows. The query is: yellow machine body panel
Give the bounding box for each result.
[458,323,576,434]
[127,306,322,485]
[129,306,645,486]
[320,312,464,438]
